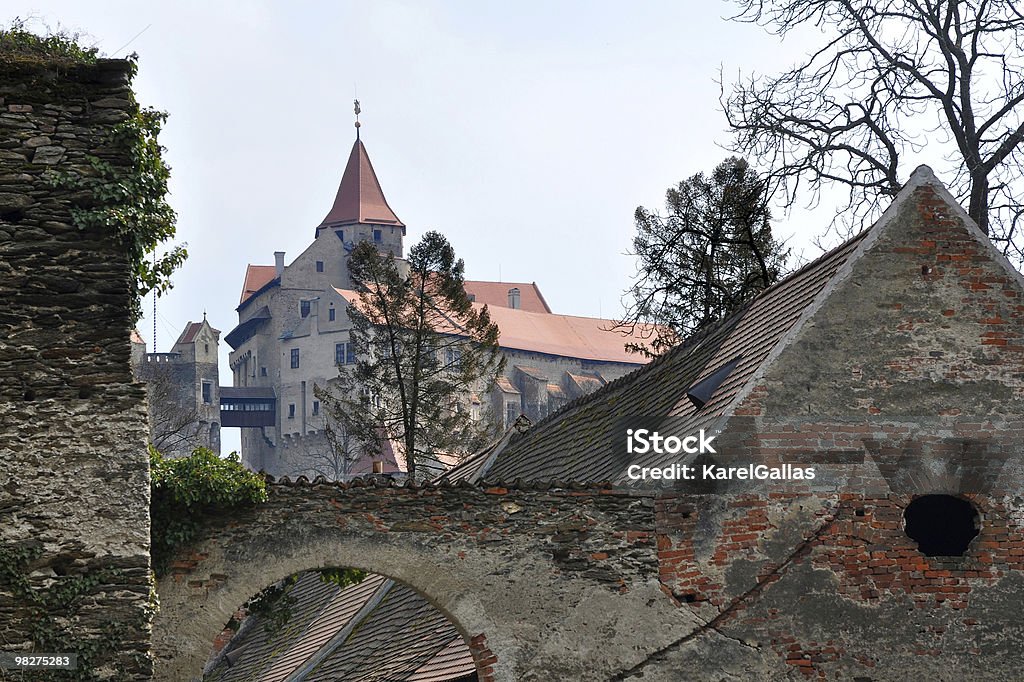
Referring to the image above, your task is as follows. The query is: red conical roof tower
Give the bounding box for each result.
[317,133,405,232]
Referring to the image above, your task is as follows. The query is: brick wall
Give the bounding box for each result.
[152,479,678,681]
[641,180,1024,679]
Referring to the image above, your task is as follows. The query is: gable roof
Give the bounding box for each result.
[239,264,278,306]
[174,322,203,346]
[334,287,654,364]
[173,318,220,348]
[464,280,552,313]
[479,165,1011,484]
[480,219,868,483]
[318,139,405,229]
[206,571,475,682]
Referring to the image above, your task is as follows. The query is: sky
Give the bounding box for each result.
[11,1,838,453]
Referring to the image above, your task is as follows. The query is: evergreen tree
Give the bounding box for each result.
[621,157,789,356]
[316,232,505,481]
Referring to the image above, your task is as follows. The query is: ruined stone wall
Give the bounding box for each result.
[152,480,689,682]
[0,57,152,678]
[642,182,1024,681]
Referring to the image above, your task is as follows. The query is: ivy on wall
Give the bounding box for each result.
[54,106,188,323]
[2,18,187,323]
[150,447,268,575]
[0,542,153,681]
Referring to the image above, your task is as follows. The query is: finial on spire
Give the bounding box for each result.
[354,99,361,139]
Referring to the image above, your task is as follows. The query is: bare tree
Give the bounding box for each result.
[722,0,1024,261]
[145,367,204,455]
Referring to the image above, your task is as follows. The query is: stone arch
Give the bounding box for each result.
[154,530,498,681]
[150,481,672,681]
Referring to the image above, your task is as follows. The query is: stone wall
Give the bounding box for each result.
[0,56,152,677]
[152,480,690,682]
[639,181,1024,680]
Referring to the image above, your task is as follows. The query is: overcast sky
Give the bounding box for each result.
[12,2,843,453]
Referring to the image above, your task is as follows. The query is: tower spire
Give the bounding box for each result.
[316,109,405,233]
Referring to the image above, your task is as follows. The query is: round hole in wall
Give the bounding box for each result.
[904,494,979,557]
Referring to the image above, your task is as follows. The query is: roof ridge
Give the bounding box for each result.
[752,227,870,301]
[499,307,751,445]
[703,170,938,444]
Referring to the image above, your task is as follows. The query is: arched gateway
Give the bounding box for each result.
[152,477,693,681]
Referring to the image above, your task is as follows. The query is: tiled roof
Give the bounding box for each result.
[174,319,219,347]
[494,377,520,394]
[239,265,277,305]
[130,329,145,345]
[335,288,654,364]
[483,305,652,363]
[219,386,275,399]
[482,230,868,483]
[224,306,272,350]
[303,581,467,681]
[567,372,605,393]
[207,571,474,682]
[207,571,358,681]
[406,636,477,682]
[514,365,549,381]
[318,139,405,229]
[436,415,533,485]
[464,280,551,313]
[175,321,203,346]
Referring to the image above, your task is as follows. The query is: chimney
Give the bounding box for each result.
[508,287,520,310]
[274,251,285,277]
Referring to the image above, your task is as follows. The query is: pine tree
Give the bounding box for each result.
[621,157,789,356]
[316,232,505,481]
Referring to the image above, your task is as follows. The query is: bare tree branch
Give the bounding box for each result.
[723,0,1024,263]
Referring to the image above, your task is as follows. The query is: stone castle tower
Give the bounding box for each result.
[132,317,222,457]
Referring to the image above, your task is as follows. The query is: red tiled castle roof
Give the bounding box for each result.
[318,139,404,229]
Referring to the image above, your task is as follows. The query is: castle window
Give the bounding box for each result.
[260,367,267,377]
[329,307,336,322]
[506,401,518,426]
[316,261,324,273]
[312,400,320,416]
[300,300,311,318]
[360,387,381,409]
[373,229,382,242]
[291,348,300,369]
[335,342,356,366]
[445,348,462,369]
[904,495,979,557]
[288,403,295,419]
[204,343,209,354]
[201,381,212,404]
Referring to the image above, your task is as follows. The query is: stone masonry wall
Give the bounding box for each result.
[0,56,152,678]
[152,480,695,682]
[641,182,1024,681]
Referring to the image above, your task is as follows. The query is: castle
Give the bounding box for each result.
[136,124,654,476]
[131,320,221,458]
